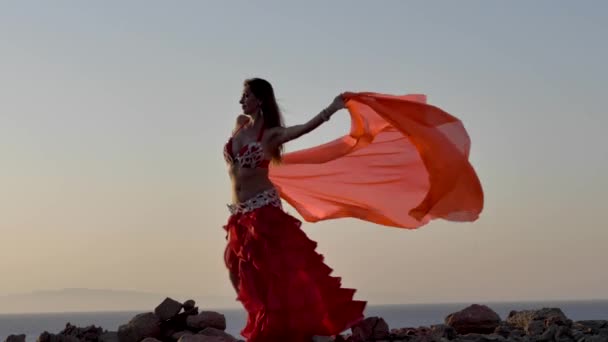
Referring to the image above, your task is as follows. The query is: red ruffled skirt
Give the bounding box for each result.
[223,203,366,341]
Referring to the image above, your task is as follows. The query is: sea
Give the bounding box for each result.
[1,300,607,341]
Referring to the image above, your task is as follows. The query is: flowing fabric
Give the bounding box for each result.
[224,204,366,341]
[269,92,484,229]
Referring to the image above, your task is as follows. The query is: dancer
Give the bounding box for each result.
[223,78,365,341]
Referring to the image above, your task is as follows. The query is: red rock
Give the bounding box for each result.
[445,304,501,334]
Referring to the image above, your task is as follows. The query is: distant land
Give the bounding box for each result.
[0,288,238,314]
[2,288,606,316]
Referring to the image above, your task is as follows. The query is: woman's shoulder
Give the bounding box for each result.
[232,115,251,132]
[235,114,250,126]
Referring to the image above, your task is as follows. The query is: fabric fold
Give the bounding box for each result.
[269,92,484,229]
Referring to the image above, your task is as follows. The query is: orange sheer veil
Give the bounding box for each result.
[268,92,483,229]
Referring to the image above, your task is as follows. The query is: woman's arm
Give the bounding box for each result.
[233,114,250,133]
[272,94,346,145]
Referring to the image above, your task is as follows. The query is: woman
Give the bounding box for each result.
[223,78,366,341]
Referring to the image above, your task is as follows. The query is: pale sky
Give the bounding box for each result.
[1,1,607,310]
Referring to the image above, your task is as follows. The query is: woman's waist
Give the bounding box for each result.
[227,186,282,215]
[228,166,269,183]
[230,174,274,199]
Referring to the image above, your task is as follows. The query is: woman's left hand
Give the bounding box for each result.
[328,93,348,112]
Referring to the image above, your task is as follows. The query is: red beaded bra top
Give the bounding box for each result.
[223,123,271,169]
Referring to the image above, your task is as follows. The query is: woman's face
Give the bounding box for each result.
[239,85,261,115]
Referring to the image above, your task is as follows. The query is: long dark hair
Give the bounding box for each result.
[244,78,285,162]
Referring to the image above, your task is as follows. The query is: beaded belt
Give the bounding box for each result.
[227,188,282,215]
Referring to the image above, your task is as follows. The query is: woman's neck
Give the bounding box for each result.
[249,113,265,130]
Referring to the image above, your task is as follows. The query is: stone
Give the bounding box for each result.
[36,332,80,342]
[117,312,161,342]
[154,297,184,321]
[538,324,559,341]
[508,329,525,339]
[178,336,230,342]
[99,332,119,342]
[183,300,196,311]
[582,336,608,342]
[57,323,105,342]
[140,339,162,342]
[507,308,568,330]
[311,336,333,342]
[4,335,26,342]
[172,331,194,340]
[445,304,501,334]
[525,320,545,336]
[430,324,457,340]
[198,327,238,341]
[34,323,105,342]
[452,333,505,341]
[575,320,608,333]
[494,321,516,338]
[545,315,572,328]
[351,317,389,341]
[186,311,227,331]
[391,327,420,338]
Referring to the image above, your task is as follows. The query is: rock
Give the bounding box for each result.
[571,329,587,341]
[99,332,119,342]
[556,337,576,342]
[545,315,572,328]
[391,327,420,338]
[177,336,230,342]
[452,333,504,341]
[57,323,105,342]
[508,329,525,339]
[575,320,608,333]
[507,308,568,330]
[117,312,161,342]
[351,317,389,341]
[186,311,227,331]
[482,333,506,341]
[35,323,105,342]
[493,321,516,338]
[19,302,607,342]
[525,320,545,336]
[331,336,349,342]
[161,307,200,335]
[36,332,80,342]
[538,324,559,341]
[312,336,333,342]
[198,327,238,341]
[183,300,196,311]
[155,297,184,321]
[555,325,572,340]
[445,304,501,334]
[581,337,608,342]
[172,331,194,340]
[4,335,26,342]
[430,324,457,340]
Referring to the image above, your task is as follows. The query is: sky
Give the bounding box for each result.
[1,1,607,311]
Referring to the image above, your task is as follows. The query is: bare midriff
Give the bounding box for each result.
[228,166,275,204]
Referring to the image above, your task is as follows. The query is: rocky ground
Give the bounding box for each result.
[3,299,607,342]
